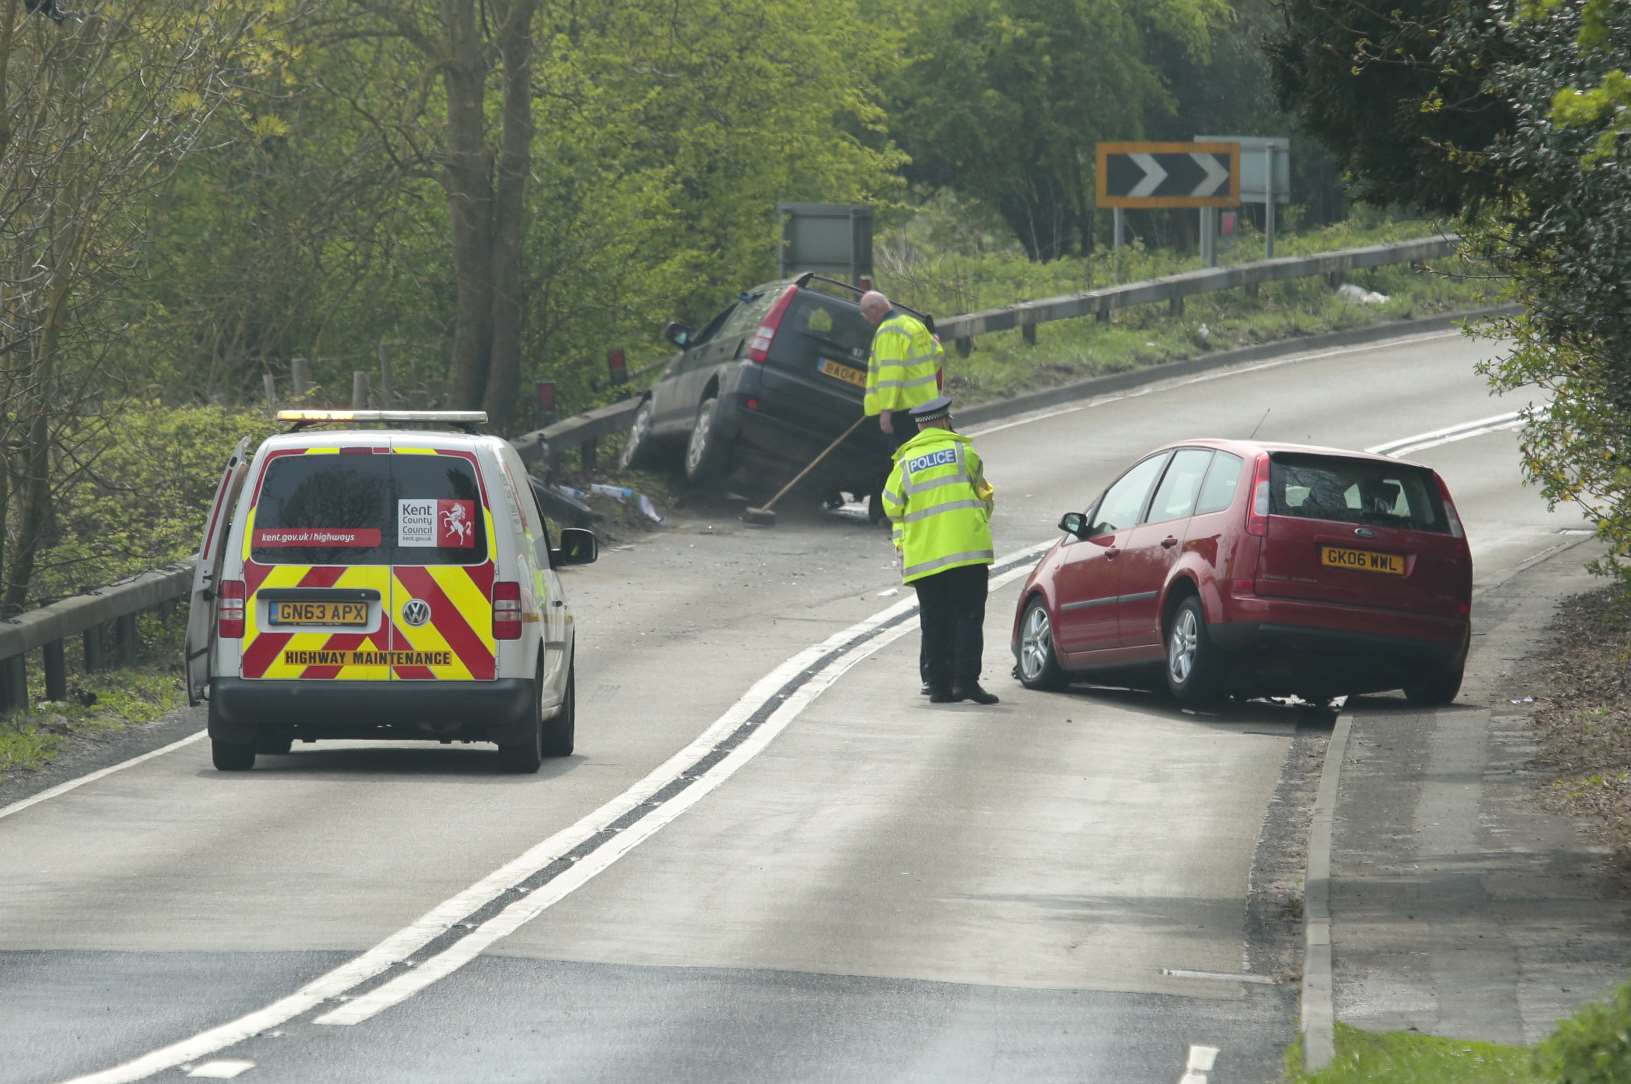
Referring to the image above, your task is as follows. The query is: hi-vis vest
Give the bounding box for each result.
[864,311,942,416]
[881,429,995,584]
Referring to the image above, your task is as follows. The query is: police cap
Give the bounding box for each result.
[909,395,953,421]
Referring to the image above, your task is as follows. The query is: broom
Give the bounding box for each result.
[741,415,868,527]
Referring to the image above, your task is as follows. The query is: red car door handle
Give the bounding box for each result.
[1161,536,1179,549]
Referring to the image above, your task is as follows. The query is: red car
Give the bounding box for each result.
[1011,439,1472,706]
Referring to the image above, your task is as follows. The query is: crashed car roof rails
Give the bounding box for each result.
[790,272,937,333]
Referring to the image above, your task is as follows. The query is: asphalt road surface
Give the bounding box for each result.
[0,327,1588,1084]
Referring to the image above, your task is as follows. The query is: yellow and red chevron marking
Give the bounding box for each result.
[241,562,393,681]
[390,562,496,681]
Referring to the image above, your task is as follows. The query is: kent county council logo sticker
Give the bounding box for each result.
[401,599,432,627]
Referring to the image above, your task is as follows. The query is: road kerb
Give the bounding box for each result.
[1301,709,1347,1072]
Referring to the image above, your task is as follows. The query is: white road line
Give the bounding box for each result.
[184,1062,255,1080]
[1178,1043,1220,1084]
[1364,409,1521,455]
[1381,418,1525,459]
[969,329,1463,439]
[0,730,207,823]
[61,546,1053,1081]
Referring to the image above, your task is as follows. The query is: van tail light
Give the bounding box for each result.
[1435,473,1466,540]
[493,580,523,640]
[745,286,798,363]
[1245,453,1272,537]
[217,580,246,639]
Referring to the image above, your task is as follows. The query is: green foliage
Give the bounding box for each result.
[1533,978,1631,1083]
[1283,1023,1538,1083]
[29,404,279,605]
[2,649,186,775]
[887,0,1232,259]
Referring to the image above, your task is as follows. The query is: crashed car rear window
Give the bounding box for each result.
[785,293,872,352]
[1268,453,1448,533]
[251,453,488,564]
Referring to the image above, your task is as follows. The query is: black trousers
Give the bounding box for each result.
[912,563,989,692]
[876,418,929,684]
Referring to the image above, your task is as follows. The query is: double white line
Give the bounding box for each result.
[1366,410,1527,459]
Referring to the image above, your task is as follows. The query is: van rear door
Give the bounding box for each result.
[385,446,496,682]
[185,437,249,704]
[238,447,395,682]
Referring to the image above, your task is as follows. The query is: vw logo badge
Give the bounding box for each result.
[401,598,432,627]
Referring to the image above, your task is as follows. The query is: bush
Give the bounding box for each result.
[1534,979,1631,1084]
[28,401,280,604]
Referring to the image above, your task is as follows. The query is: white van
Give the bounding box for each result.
[184,411,596,773]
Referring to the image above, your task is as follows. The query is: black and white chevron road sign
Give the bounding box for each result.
[1096,142,1241,208]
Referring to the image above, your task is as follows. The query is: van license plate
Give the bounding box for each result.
[1320,546,1405,576]
[270,601,369,626]
[819,358,867,389]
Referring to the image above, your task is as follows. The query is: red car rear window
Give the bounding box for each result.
[1269,453,1449,533]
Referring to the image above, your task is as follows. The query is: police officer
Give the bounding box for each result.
[881,396,999,705]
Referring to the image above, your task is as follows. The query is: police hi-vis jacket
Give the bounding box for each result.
[881,429,995,584]
[864,310,943,416]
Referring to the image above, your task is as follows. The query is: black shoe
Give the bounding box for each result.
[928,688,959,703]
[955,684,999,705]
[920,682,932,696]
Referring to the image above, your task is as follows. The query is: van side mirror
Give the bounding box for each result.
[551,527,598,567]
[663,321,692,349]
[1059,512,1087,538]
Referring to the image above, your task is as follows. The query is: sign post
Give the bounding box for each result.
[1195,135,1290,260]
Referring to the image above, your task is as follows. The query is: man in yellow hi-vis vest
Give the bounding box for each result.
[860,290,943,526]
[881,396,999,705]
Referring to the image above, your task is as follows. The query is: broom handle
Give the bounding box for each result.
[760,415,868,509]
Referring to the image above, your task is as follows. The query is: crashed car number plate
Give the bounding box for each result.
[270,601,369,627]
[1320,546,1405,576]
[819,358,867,389]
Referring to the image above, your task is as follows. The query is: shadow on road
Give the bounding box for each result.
[195,745,587,782]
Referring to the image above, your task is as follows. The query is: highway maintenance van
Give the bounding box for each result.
[184,411,597,773]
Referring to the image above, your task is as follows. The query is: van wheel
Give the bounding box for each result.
[1016,598,1067,690]
[1165,597,1224,706]
[211,738,256,771]
[542,659,575,757]
[619,399,660,470]
[255,735,293,755]
[498,669,545,774]
[684,396,729,484]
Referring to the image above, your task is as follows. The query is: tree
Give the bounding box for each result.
[0,0,294,613]
[1267,0,1631,581]
[887,0,1231,260]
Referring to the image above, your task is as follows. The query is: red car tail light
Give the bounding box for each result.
[217,579,246,639]
[1435,472,1466,540]
[745,286,798,363]
[493,581,523,640]
[1245,452,1272,537]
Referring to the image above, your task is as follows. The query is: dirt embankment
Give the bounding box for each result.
[1527,584,1631,880]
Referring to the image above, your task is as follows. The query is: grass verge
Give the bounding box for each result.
[0,612,188,778]
[1283,1025,1539,1084]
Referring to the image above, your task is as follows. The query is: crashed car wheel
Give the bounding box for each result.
[684,396,729,484]
[1016,597,1067,691]
[1165,597,1224,706]
[619,398,660,470]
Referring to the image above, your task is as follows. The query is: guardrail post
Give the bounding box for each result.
[1021,322,1037,347]
[1097,299,1111,324]
[352,371,371,409]
[115,614,140,664]
[1245,283,1260,300]
[955,337,973,357]
[0,653,26,715]
[84,625,105,673]
[43,640,67,701]
[582,438,597,472]
[291,357,312,400]
[1327,271,1344,290]
[1169,295,1184,317]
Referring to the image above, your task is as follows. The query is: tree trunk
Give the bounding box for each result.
[443,0,494,410]
[481,0,537,430]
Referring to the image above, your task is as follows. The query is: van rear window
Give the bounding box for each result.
[251,453,488,564]
[1268,453,1447,533]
